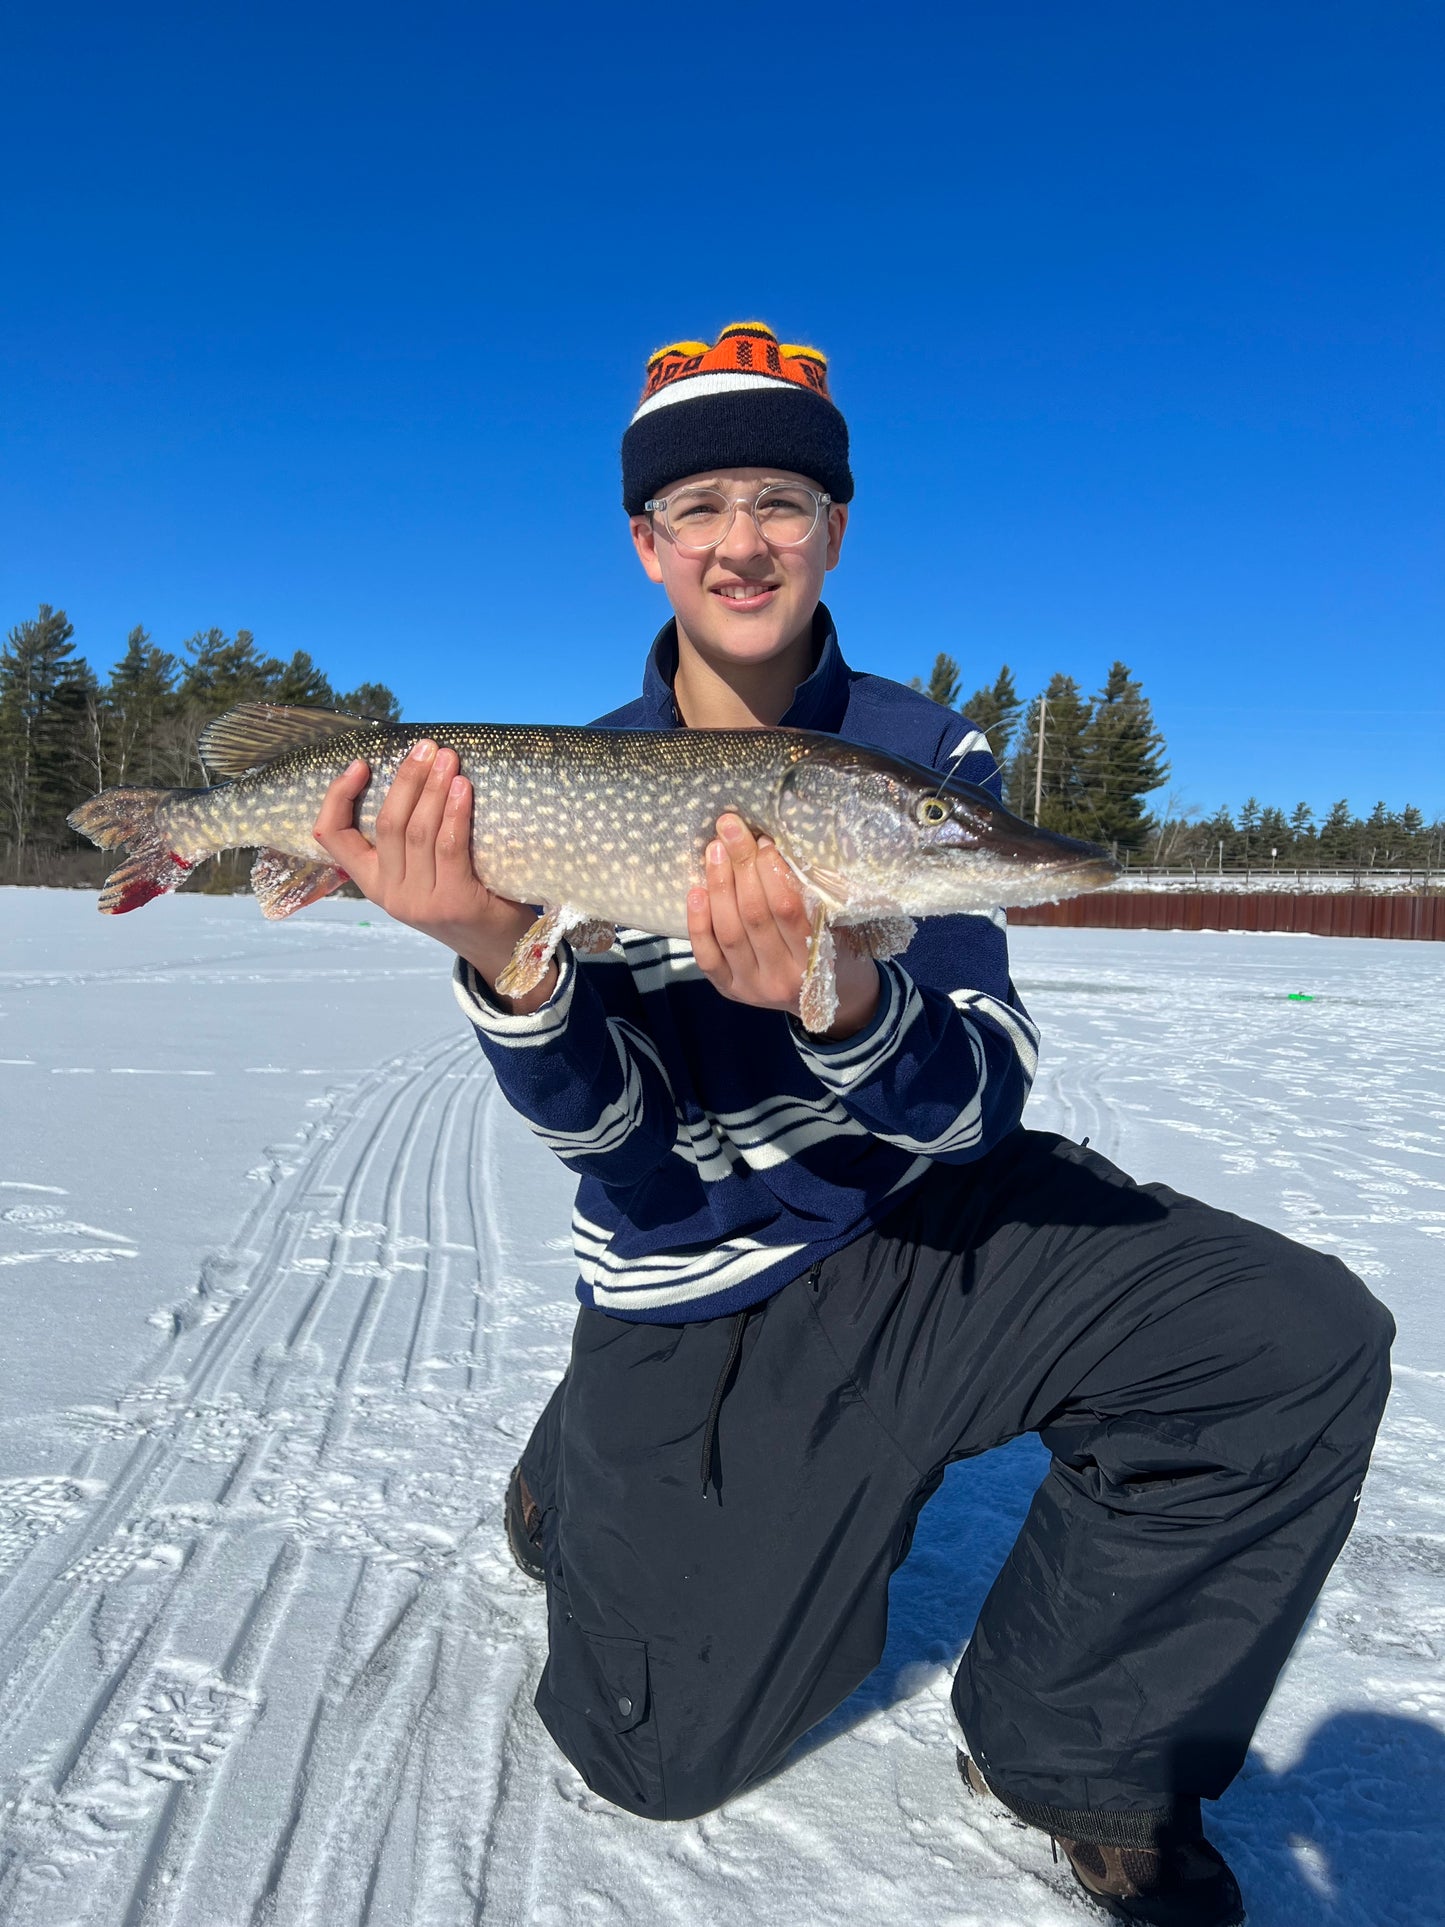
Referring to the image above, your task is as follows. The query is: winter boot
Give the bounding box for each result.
[504,1463,545,1583]
[958,1752,1245,1926]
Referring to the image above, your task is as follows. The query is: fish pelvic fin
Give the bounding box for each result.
[67,788,198,914]
[250,848,350,920]
[799,903,840,1034]
[198,703,386,782]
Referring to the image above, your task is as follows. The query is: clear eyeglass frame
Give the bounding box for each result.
[643,482,832,554]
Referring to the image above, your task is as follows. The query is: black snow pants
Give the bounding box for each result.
[518,1130,1394,1838]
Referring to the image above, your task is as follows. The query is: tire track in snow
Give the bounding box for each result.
[0,1024,569,1925]
[0,1033,463,1742]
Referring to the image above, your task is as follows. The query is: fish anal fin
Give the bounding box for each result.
[199,703,385,782]
[799,903,839,1034]
[251,848,349,920]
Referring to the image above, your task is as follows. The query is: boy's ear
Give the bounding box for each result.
[824,502,849,571]
[629,513,666,585]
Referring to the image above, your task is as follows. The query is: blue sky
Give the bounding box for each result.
[2,2,1440,817]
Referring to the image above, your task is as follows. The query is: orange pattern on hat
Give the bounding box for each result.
[641,322,834,406]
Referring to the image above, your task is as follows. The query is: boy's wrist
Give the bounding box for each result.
[821,957,881,1040]
[457,945,559,1015]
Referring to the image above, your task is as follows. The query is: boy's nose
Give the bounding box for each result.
[714,503,770,565]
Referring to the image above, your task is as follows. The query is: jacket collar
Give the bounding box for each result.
[639,603,850,733]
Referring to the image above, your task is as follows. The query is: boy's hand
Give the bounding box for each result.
[686,814,880,1039]
[313,741,558,1010]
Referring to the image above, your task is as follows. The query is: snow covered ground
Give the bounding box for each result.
[0,889,1440,1927]
[1110,871,1444,895]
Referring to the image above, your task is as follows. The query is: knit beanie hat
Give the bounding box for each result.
[621,322,853,515]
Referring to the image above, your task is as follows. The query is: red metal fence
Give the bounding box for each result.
[1010,893,1445,940]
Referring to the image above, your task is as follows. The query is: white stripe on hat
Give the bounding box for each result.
[629,368,800,426]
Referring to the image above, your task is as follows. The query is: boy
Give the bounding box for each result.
[314,323,1392,1926]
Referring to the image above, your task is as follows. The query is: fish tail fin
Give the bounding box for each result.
[67,788,196,914]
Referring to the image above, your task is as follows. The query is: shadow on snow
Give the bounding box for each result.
[791,1444,1441,1927]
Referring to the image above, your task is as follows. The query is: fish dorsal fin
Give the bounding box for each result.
[198,703,386,781]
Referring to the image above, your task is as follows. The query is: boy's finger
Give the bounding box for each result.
[686,885,729,986]
[398,746,457,896]
[704,834,752,965]
[718,814,778,946]
[375,739,437,889]
[756,839,810,961]
[313,760,377,875]
[437,774,475,877]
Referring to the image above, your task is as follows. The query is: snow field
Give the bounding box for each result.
[0,892,1440,1925]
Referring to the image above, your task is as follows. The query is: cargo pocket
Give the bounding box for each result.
[535,1576,665,1817]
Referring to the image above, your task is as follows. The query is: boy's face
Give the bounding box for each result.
[629,467,848,671]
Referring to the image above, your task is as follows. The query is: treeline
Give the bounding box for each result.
[915,652,1443,870]
[1152,796,1445,873]
[0,604,400,886]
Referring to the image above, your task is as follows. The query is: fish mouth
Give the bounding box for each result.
[1034,851,1122,896]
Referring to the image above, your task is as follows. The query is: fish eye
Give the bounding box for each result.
[917,797,949,826]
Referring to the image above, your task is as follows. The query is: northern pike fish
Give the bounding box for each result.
[69,702,1119,1031]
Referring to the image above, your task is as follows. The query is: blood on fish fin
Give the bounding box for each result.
[67,787,197,914]
[198,703,386,782]
[495,904,596,997]
[841,914,916,960]
[799,903,840,1034]
[250,848,350,920]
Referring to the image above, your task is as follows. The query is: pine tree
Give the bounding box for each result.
[1288,802,1315,856]
[1008,675,1093,833]
[1080,662,1168,853]
[1201,805,1236,869]
[1318,799,1355,864]
[104,627,179,786]
[270,650,335,707]
[179,628,285,711]
[0,605,91,875]
[960,665,1022,763]
[914,652,961,708]
[1236,797,1262,864]
[1258,805,1290,866]
[337,681,403,721]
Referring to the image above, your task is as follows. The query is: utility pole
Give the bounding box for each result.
[1033,694,1047,824]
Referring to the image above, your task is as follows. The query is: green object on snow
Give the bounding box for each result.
[1287,992,1316,1002]
[358,920,371,927]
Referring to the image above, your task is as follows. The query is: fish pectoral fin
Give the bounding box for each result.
[199,703,386,782]
[251,848,350,920]
[841,914,916,960]
[495,906,573,998]
[496,908,614,994]
[798,902,840,1035]
[786,859,850,911]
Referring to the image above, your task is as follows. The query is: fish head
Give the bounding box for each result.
[776,743,1121,917]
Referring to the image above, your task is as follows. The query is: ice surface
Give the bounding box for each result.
[0,892,1440,1925]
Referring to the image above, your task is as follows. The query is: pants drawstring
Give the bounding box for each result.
[700,1309,751,1498]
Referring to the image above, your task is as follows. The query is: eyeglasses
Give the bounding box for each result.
[643,482,832,555]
